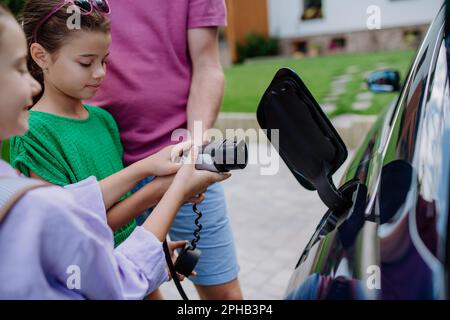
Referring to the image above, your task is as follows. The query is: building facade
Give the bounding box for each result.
[224,0,442,62]
[268,0,442,56]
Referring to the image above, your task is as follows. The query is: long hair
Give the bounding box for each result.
[20,0,111,101]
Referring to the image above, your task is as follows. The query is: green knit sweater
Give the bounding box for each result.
[10,105,136,246]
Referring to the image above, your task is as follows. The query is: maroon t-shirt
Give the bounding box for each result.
[88,0,226,165]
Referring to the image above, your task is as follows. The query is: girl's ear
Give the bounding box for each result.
[30,43,50,70]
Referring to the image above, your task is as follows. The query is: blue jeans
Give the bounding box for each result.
[132,177,240,286]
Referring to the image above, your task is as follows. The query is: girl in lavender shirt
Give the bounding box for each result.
[0,4,230,299]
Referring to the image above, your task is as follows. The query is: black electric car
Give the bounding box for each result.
[257,4,450,299]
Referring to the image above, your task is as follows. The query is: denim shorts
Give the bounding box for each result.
[132,177,240,286]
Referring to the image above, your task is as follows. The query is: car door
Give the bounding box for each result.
[284,5,448,300]
[375,5,449,299]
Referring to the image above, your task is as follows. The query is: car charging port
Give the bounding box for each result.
[296,179,361,268]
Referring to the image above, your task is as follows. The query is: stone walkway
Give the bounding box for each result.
[159,144,353,300]
[320,65,358,113]
[320,63,390,114]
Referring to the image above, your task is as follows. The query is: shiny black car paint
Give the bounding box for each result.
[284,5,450,300]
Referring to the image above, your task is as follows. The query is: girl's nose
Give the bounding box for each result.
[93,63,106,80]
[28,74,42,97]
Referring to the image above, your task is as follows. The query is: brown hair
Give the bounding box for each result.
[20,0,111,91]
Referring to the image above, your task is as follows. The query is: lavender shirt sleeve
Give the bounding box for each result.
[63,176,107,223]
[37,178,168,299]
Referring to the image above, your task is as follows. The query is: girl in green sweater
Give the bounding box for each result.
[10,0,207,247]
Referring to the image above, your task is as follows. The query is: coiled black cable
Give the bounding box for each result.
[163,203,203,300]
[190,204,203,250]
[163,240,189,300]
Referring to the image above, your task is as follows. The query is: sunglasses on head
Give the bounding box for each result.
[72,0,110,14]
[32,0,111,44]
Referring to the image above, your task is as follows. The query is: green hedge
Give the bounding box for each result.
[236,33,279,64]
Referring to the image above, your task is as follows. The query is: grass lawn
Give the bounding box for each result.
[222,49,415,117]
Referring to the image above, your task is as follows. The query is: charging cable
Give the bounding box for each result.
[163,203,203,300]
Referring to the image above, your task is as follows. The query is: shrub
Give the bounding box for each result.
[236,33,279,64]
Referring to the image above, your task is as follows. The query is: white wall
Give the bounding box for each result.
[268,0,443,38]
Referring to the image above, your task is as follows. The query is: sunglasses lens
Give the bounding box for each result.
[73,0,92,13]
[94,0,110,13]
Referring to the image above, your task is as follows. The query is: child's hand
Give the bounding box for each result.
[143,141,192,177]
[171,146,231,201]
[153,175,205,205]
[166,240,197,281]
[186,193,205,205]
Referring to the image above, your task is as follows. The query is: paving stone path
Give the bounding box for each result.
[320,65,358,113]
[159,144,354,300]
[320,63,390,114]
